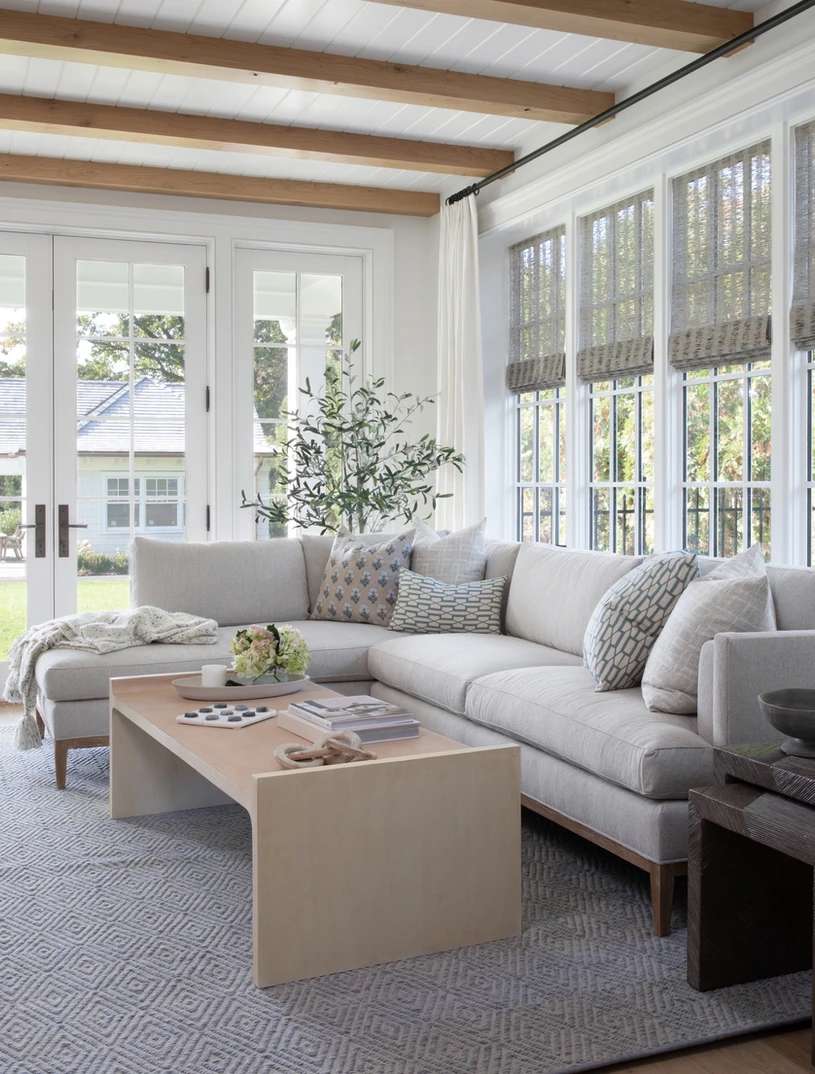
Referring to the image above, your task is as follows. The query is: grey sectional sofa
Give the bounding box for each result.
[34,534,815,935]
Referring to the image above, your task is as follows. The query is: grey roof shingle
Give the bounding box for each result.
[0,377,274,455]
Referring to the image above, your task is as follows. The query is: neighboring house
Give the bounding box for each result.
[0,377,275,554]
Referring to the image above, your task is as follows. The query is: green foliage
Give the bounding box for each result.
[242,340,464,534]
[77,312,185,382]
[0,506,20,535]
[0,317,25,377]
[77,541,129,576]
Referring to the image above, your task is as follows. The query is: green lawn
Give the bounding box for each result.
[0,578,130,661]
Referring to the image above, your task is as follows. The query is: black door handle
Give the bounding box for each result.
[58,504,88,558]
[20,504,46,558]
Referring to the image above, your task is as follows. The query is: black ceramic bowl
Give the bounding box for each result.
[758,689,815,758]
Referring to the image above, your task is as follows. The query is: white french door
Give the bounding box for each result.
[235,248,364,538]
[53,237,208,617]
[0,233,208,676]
[0,233,53,667]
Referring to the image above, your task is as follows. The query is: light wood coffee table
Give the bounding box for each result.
[109,674,521,987]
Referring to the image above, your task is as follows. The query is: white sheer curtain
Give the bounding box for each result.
[435,195,484,530]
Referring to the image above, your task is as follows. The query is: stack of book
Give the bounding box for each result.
[277,694,420,744]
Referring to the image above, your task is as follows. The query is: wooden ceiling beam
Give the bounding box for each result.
[366,0,754,53]
[0,153,441,216]
[0,9,614,124]
[0,93,512,177]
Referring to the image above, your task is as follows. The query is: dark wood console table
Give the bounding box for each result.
[688,744,815,1064]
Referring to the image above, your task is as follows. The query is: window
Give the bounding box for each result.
[517,387,567,543]
[579,190,655,554]
[508,226,567,543]
[590,375,654,554]
[684,362,771,556]
[106,477,139,529]
[105,474,183,531]
[671,141,772,557]
[793,121,815,561]
[145,477,182,528]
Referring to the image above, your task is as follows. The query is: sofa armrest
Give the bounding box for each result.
[697,630,815,746]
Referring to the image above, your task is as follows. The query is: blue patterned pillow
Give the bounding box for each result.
[583,553,698,691]
[311,531,414,625]
[389,569,505,634]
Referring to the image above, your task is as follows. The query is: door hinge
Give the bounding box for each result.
[206,504,211,533]
[205,385,211,412]
[205,266,211,293]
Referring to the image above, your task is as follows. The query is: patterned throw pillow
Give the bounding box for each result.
[389,569,505,634]
[411,518,488,583]
[641,544,775,714]
[583,552,698,692]
[311,531,414,625]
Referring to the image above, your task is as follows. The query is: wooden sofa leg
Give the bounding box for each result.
[52,736,108,790]
[54,740,68,790]
[650,862,685,936]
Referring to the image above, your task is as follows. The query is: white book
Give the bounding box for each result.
[278,710,420,745]
[291,706,414,731]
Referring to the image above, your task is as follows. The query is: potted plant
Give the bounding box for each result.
[242,340,464,534]
[229,624,310,685]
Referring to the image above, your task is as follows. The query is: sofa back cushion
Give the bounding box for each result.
[131,537,309,626]
[505,544,642,655]
[699,556,815,631]
[301,535,335,612]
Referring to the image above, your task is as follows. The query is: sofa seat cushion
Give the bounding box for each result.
[465,666,712,800]
[36,621,402,701]
[368,633,580,716]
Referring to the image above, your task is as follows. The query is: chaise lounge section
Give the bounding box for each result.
[32,534,815,935]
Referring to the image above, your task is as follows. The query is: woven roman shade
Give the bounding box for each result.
[793,120,815,350]
[577,190,654,383]
[670,140,772,370]
[506,225,566,393]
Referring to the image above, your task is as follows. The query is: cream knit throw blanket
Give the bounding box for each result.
[4,606,219,750]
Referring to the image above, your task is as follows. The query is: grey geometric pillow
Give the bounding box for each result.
[311,531,414,625]
[389,569,505,634]
[411,518,487,583]
[583,552,698,692]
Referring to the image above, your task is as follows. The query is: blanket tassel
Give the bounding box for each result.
[15,711,42,751]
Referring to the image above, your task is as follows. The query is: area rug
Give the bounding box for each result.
[0,731,809,1074]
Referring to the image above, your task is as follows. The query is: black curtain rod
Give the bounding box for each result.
[446,0,815,206]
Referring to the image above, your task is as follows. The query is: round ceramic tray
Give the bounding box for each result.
[172,675,309,702]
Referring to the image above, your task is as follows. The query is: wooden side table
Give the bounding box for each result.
[688,744,815,1064]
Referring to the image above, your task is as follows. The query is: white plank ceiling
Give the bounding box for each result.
[0,0,764,198]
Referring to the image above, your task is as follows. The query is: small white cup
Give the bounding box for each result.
[201,664,228,687]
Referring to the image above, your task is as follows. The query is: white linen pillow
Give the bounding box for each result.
[583,552,698,692]
[410,518,487,583]
[641,545,775,714]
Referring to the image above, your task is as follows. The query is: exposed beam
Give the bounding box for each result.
[0,9,614,124]
[0,93,512,177]
[365,0,754,53]
[0,153,440,216]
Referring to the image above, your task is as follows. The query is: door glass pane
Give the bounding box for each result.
[0,255,26,660]
[251,271,345,537]
[75,259,186,612]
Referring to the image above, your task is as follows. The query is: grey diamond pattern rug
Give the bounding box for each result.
[1,729,809,1074]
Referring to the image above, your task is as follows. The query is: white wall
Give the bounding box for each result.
[478,14,815,558]
[0,182,439,539]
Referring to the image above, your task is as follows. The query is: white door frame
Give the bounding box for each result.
[52,236,208,616]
